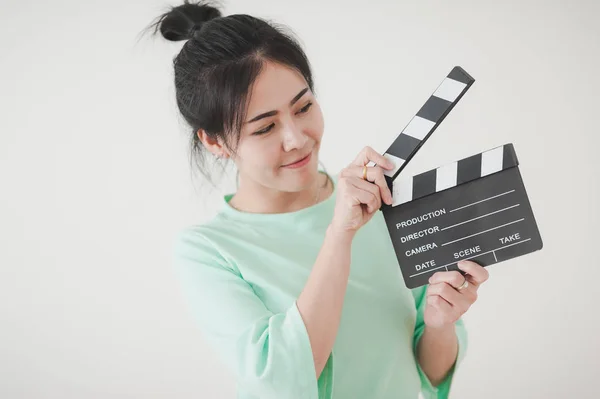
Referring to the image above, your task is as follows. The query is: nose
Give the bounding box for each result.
[281,119,308,152]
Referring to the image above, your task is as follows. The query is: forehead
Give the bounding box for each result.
[246,62,308,113]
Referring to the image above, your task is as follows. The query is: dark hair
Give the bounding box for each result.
[144,0,316,185]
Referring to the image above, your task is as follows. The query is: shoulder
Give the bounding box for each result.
[171,215,240,274]
[173,223,215,256]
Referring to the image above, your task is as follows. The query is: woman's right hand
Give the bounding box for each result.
[330,146,396,236]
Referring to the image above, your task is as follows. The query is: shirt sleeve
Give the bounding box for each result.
[172,227,334,399]
[411,285,468,399]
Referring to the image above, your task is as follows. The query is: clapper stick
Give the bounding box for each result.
[368,66,475,194]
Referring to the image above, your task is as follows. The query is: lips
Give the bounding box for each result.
[283,152,310,167]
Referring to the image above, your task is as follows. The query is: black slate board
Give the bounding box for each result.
[381,143,543,288]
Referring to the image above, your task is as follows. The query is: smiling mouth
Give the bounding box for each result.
[282,151,312,168]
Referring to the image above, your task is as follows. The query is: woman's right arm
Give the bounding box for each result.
[297,147,395,378]
[296,225,354,378]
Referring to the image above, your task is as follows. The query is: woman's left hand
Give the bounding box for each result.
[424,260,489,329]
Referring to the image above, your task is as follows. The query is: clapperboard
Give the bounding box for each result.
[374,66,543,289]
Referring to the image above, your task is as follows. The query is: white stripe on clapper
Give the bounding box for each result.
[392,176,413,207]
[435,161,458,192]
[381,153,405,178]
[402,116,436,141]
[481,145,504,177]
[432,78,467,102]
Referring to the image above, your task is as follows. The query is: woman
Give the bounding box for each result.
[150,1,489,398]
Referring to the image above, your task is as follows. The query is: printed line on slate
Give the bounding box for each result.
[449,190,515,213]
[441,218,525,247]
[409,238,533,278]
[441,204,521,231]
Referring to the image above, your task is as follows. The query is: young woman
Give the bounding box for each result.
[150,1,489,398]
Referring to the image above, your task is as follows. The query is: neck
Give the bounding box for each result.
[229,171,330,214]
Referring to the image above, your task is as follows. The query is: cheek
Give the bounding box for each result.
[235,137,282,171]
[308,107,325,140]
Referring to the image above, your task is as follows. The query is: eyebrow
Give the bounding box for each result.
[246,87,309,124]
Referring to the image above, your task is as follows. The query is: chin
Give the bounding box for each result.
[279,162,319,192]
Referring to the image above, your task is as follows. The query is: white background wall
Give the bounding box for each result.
[1,0,599,398]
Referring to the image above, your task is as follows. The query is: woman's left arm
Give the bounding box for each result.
[417,323,459,386]
[416,260,489,387]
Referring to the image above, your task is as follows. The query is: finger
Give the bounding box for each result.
[429,270,478,301]
[426,293,454,315]
[352,178,381,213]
[428,282,471,310]
[352,146,395,170]
[346,165,392,205]
[364,166,392,206]
[338,170,379,210]
[457,260,489,286]
[429,270,466,288]
[348,177,381,213]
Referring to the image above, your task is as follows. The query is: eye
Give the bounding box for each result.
[297,102,313,114]
[253,123,275,135]
[252,102,312,136]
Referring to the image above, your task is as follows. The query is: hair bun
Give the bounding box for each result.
[158,1,222,41]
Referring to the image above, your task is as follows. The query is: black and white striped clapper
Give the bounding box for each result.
[378,67,543,289]
[373,66,475,190]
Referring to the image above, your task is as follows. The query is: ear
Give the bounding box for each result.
[196,129,231,159]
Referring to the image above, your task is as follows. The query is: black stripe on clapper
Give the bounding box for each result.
[503,143,519,169]
[457,152,482,185]
[448,67,474,84]
[412,169,437,200]
[416,96,453,123]
[387,134,421,161]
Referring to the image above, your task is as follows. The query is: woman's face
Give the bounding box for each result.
[230,61,325,193]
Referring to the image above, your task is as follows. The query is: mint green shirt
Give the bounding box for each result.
[173,173,467,399]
